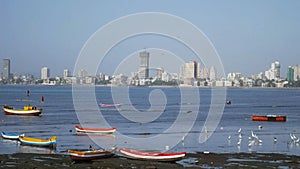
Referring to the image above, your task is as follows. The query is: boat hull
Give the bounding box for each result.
[252,115,286,122]
[75,126,116,134]
[19,136,57,148]
[1,131,24,140]
[3,106,42,116]
[99,103,122,107]
[68,149,115,161]
[119,148,186,162]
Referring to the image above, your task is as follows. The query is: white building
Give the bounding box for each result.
[77,69,88,78]
[265,61,280,80]
[209,66,216,80]
[63,69,71,78]
[227,72,242,81]
[200,67,209,79]
[111,74,128,86]
[292,65,300,81]
[162,72,171,82]
[138,51,150,79]
[180,61,198,85]
[156,67,164,80]
[41,67,50,80]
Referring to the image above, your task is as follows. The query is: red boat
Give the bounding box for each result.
[119,148,186,162]
[252,115,286,122]
[75,125,116,134]
[99,103,122,107]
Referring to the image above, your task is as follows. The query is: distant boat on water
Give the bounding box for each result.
[226,100,231,105]
[99,103,122,108]
[2,105,42,116]
[75,125,116,134]
[252,115,286,122]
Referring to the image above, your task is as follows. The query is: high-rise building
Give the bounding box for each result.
[156,67,164,80]
[265,61,281,80]
[292,65,300,81]
[209,66,216,80]
[181,61,198,79]
[227,72,242,81]
[77,69,88,78]
[196,62,201,79]
[2,59,11,80]
[63,69,71,78]
[138,51,149,79]
[273,61,280,79]
[181,61,199,85]
[200,67,209,79]
[41,67,50,80]
[287,66,294,81]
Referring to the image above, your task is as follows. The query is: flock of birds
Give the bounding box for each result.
[290,133,300,144]
[227,126,299,148]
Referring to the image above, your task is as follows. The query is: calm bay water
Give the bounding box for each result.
[0,85,299,155]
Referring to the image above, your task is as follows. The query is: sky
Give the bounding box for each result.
[0,0,299,78]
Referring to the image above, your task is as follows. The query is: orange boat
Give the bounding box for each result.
[252,115,286,122]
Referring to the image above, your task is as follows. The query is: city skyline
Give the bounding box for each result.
[1,57,300,79]
[1,57,300,88]
[1,1,300,77]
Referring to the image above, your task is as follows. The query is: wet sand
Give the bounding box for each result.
[0,152,299,169]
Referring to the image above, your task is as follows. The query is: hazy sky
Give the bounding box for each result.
[0,0,299,78]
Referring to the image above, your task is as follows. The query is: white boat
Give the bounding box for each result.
[1,131,24,140]
[119,148,186,162]
[2,105,42,116]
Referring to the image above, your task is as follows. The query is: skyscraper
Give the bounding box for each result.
[181,61,199,85]
[209,66,216,80]
[2,59,11,80]
[265,61,281,80]
[287,66,294,81]
[63,69,71,78]
[292,65,300,81]
[156,67,164,80]
[41,67,50,80]
[273,61,280,79]
[138,51,149,79]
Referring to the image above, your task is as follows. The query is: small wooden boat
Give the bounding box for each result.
[75,125,116,134]
[99,103,122,108]
[2,105,42,116]
[68,147,116,161]
[119,148,186,162]
[252,115,286,122]
[19,136,57,148]
[1,131,24,140]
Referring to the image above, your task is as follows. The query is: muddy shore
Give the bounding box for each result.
[0,152,299,169]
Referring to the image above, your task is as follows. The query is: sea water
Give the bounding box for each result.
[0,85,299,155]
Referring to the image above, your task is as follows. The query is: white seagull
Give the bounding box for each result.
[238,128,242,133]
[237,139,242,145]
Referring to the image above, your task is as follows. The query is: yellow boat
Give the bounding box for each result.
[3,105,42,116]
[19,136,56,148]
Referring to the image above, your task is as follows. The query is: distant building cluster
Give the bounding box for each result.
[1,56,300,87]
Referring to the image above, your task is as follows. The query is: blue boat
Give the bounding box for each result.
[1,131,24,140]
